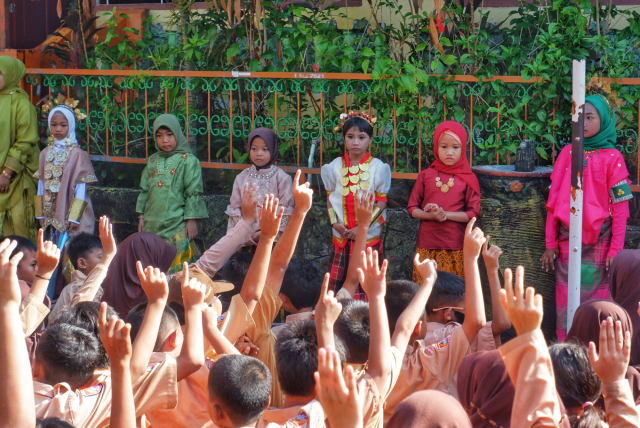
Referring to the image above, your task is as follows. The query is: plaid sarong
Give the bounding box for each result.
[328,240,383,301]
[555,219,611,341]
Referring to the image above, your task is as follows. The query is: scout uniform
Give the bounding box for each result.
[358,346,404,428]
[271,310,313,340]
[256,399,325,428]
[48,262,108,324]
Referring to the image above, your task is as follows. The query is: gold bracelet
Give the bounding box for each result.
[369,207,383,227]
[328,207,338,225]
[2,170,12,179]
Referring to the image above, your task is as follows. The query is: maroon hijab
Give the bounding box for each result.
[101,232,176,317]
[430,121,481,197]
[246,127,279,170]
[457,350,515,428]
[565,299,633,352]
[608,250,640,365]
[387,390,472,428]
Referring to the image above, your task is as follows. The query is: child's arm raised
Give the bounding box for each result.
[0,240,36,428]
[177,263,206,381]
[461,218,487,344]
[357,248,391,394]
[340,191,374,298]
[26,228,60,306]
[239,194,283,314]
[391,255,437,351]
[482,237,511,336]
[99,303,136,428]
[588,317,639,428]
[202,306,241,356]
[315,273,342,349]
[130,262,169,382]
[264,170,313,294]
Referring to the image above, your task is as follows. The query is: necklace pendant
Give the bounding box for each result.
[340,167,349,176]
[360,181,370,190]
[349,175,360,184]
[436,181,443,188]
[360,162,370,172]
[359,171,370,181]
[341,187,350,196]
[349,165,360,175]
[340,177,350,187]
[440,184,450,193]
[447,177,455,187]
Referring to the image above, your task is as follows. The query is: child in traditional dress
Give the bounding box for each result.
[136,114,208,273]
[225,127,293,246]
[36,99,96,240]
[407,121,481,282]
[321,112,391,294]
[542,95,632,340]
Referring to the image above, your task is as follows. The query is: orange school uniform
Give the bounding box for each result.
[256,400,325,428]
[359,346,404,428]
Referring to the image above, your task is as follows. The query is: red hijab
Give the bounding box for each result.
[430,121,481,197]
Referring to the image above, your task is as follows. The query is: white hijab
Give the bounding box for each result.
[47,106,77,149]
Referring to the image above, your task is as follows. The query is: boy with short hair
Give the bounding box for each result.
[49,222,116,323]
[207,355,272,428]
[6,234,37,284]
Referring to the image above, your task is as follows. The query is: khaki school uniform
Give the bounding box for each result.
[271,311,313,340]
[256,399,325,428]
[34,353,177,428]
[359,346,404,428]
[383,327,471,423]
[20,292,49,338]
[49,262,108,323]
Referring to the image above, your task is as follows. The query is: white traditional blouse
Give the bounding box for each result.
[321,153,392,248]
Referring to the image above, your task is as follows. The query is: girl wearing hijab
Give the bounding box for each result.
[225,127,293,246]
[407,121,481,281]
[542,95,632,340]
[0,56,40,241]
[35,104,97,238]
[136,114,208,273]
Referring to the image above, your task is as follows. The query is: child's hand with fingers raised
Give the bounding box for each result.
[0,239,23,308]
[135,261,169,304]
[99,302,133,365]
[36,228,61,277]
[99,216,117,262]
[354,190,375,227]
[463,218,486,260]
[258,194,284,240]
[413,253,437,285]
[482,236,503,272]
[314,346,363,428]
[588,316,631,384]
[240,183,259,225]
[292,170,314,214]
[181,263,206,309]
[357,248,388,299]
[315,273,343,328]
[499,266,543,336]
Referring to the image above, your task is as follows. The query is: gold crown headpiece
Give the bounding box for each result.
[585,74,622,119]
[334,111,378,132]
[41,94,87,122]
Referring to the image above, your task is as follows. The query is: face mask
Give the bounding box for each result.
[453,310,465,324]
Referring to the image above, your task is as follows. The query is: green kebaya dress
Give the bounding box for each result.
[136,114,208,273]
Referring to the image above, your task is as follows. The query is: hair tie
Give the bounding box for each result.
[581,401,593,409]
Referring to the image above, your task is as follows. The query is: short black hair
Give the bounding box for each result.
[126,302,180,352]
[68,233,102,269]
[4,235,37,258]
[341,116,374,139]
[280,259,323,310]
[220,252,254,295]
[36,418,75,428]
[334,299,370,364]
[35,323,101,389]
[208,355,271,426]
[275,320,347,397]
[426,271,465,314]
[56,301,119,369]
[157,125,171,132]
[385,280,422,334]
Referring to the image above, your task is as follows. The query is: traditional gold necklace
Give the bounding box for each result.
[435,174,455,193]
[340,156,372,196]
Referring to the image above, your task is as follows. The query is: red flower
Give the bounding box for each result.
[151,158,155,162]
[157,181,164,188]
[151,170,156,177]
[170,168,177,175]
[435,16,445,32]
[181,154,188,159]
[312,65,319,73]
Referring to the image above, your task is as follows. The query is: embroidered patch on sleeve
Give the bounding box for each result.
[434,336,451,351]
[217,313,227,326]
[609,179,633,204]
[80,384,104,396]
[288,412,309,426]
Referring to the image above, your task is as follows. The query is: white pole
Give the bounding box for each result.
[566,60,586,332]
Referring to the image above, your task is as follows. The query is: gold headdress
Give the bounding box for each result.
[334,111,377,132]
[41,93,87,122]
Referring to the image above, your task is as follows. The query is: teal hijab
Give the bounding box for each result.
[584,94,617,151]
[152,114,192,158]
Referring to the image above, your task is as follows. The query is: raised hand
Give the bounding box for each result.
[99,216,117,262]
[355,190,375,228]
[314,346,363,428]
[99,302,133,365]
[181,263,206,309]
[258,194,284,240]
[36,228,61,276]
[482,236,503,272]
[292,169,313,214]
[413,253,437,285]
[463,217,486,259]
[0,239,22,308]
[315,273,343,328]
[357,248,388,299]
[135,261,169,304]
[241,183,259,225]
[499,266,543,336]
[588,316,631,384]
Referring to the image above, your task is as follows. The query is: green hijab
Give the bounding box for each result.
[152,114,192,158]
[0,56,28,148]
[584,94,617,151]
